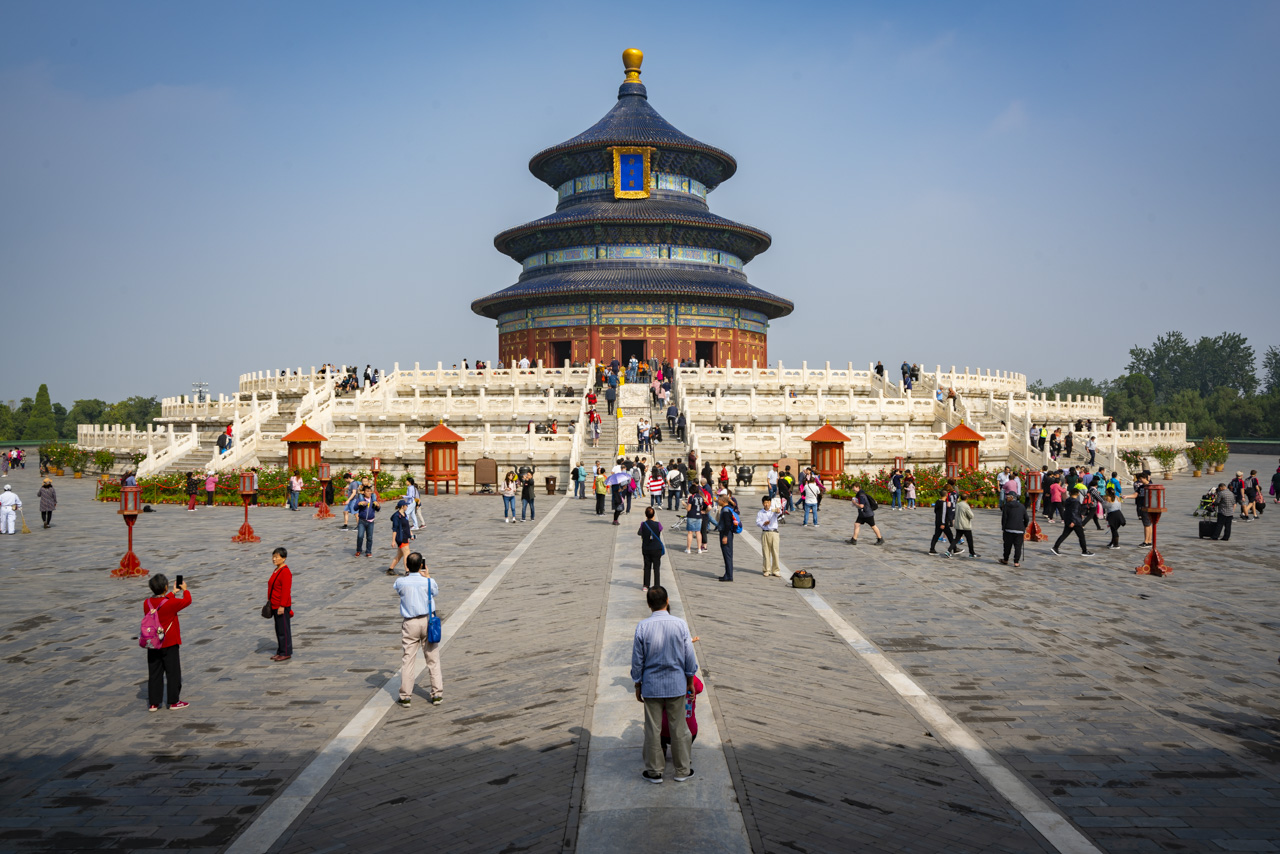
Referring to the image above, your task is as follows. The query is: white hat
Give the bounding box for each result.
[2,485,10,491]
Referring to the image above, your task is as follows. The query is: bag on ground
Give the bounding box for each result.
[791,569,816,589]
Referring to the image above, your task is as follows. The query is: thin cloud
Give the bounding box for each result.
[990,99,1028,134]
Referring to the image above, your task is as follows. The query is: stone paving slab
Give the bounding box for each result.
[1,455,1278,852]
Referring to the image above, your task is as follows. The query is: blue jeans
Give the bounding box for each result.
[783,494,794,511]
[650,490,662,508]
[522,497,535,520]
[356,519,373,553]
[803,503,818,525]
[767,484,777,500]
[288,490,299,511]
[891,488,902,509]
[573,480,584,499]
[502,495,515,518]
[667,486,682,511]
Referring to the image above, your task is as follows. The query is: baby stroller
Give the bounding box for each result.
[1192,490,1217,517]
[735,465,755,486]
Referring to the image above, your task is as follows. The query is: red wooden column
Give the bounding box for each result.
[803,423,851,486]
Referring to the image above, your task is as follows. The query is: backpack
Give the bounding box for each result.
[864,493,878,512]
[139,599,170,650]
[791,569,816,589]
[727,507,743,534]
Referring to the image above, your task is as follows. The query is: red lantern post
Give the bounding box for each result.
[1135,484,1170,576]
[893,456,905,472]
[1024,469,1047,542]
[314,461,333,519]
[232,471,261,543]
[111,485,148,578]
[945,461,960,480]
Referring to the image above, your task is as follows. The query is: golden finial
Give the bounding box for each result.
[623,48,643,83]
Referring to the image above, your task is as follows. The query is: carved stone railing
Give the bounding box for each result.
[137,425,201,478]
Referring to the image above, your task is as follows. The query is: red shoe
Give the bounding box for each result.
[169,701,190,710]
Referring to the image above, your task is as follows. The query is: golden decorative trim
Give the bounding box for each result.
[611,146,653,199]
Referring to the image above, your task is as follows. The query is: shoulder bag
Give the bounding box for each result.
[427,580,442,643]
[644,521,665,555]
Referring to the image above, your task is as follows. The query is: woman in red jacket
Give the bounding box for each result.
[143,574,192,712]
[268,547,293,662]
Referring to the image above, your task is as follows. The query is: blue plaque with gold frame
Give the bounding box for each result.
[611,146,652,199]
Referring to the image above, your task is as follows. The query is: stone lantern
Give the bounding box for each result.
[111,485,148,578]
[418,423,466,495]
[803,423,850,487]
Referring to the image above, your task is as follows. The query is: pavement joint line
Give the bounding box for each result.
[225,495,572,854]
[573,519,752,854]
[737,529,1102,854]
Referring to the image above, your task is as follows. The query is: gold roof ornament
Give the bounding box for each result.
[623,48,643,83]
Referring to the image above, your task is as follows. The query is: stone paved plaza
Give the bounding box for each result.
[1,456,1279,853]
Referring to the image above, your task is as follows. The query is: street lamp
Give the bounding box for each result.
[1024,469,1047,542]
[111,485,148,578]
[232,471,261,543]
[1135,484,1170,576]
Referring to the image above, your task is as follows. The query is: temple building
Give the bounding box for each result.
[471,49,792,368]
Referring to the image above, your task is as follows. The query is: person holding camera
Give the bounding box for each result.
[354,485,380,557]
[142,574,192,711]
[395,553,443,707]
[268,548,293,661]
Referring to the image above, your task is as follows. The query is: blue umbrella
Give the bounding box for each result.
[605,471,632,486]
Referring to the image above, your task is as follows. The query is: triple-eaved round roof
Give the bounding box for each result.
[474,50,791,323]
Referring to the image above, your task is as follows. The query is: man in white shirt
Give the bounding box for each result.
[518,356,531,370]
[756,495,782,577]
[766,464,779,500]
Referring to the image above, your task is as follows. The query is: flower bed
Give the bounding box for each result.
[832,465,1003,509]
[96,466,405,506]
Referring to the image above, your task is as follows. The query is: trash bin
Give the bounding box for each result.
[544,476,558,495]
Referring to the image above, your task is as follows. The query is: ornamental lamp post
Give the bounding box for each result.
[893,456,905,472]
[1024,469,1047,542]
[1135,483,1170,576]
[111,485,148,578]
[945,461,960,480]
[370,456,381,493]
[232,471,261,543]
[314,461,334,519]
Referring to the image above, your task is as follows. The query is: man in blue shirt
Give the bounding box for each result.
[394,553,442,707]
[631,586,698,783]
[354,485,379,557]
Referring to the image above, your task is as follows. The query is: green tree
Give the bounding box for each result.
[1191,332,1257,396]
[1203,386,1267,438]
[0,403,11,441]
[102,396,162,429]
[1028,376,1113,399]
[9,398,34,439]
[52,403,68,440]
[22,384,58,441]
[1156,389,1219,439]
[1105,374,1156,428]
[65,399,107,434]
[1127,331,1192,401]
[1262,345,1280,394]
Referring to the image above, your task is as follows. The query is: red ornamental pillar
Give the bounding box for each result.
[111,485,148,578]
[945,461,960,480]
[1024,469,1047,542]
[893,456,905,472]
[232,471,261,543]
[1135,484,1170,576]
[314,461,334,519]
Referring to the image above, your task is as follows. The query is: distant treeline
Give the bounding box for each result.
[0,384,161,442]
[1030,332,1280,439]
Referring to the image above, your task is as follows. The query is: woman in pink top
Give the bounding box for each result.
[1047,479,1065,521]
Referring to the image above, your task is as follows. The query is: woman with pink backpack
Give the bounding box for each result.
[140,574,193,712]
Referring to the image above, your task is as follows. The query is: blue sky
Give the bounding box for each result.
[2,1,1277,404]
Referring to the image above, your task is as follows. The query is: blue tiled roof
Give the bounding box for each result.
[494,197,771,262]
[470,265,793,320]
[529,81,736,191]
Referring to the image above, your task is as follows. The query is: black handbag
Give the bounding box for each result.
[261,602,273,619]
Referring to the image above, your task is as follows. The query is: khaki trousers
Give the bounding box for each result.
[400,616,442,701]
[760,530,781,575]
[643,695,691,776]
